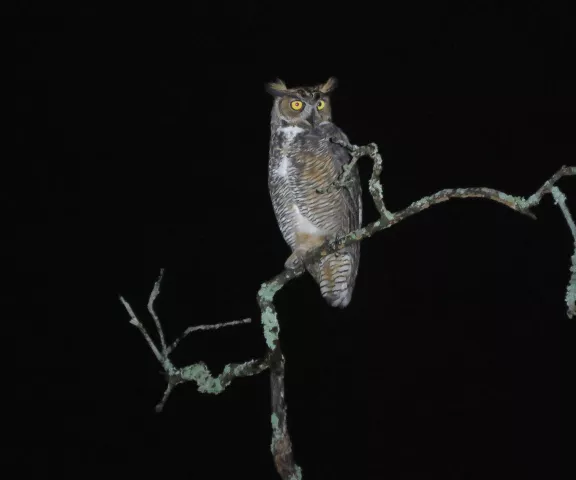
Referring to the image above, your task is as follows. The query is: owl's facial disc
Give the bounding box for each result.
[274,89,332,127]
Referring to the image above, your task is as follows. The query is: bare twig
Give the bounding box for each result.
[167,318,251,355]
[119,295,165,366]
[526,165,576,207]
[325,137,394,220]
[148,268,167,356]
[156,382,176,413]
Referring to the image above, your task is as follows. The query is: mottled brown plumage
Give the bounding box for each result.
[266,77,362,308]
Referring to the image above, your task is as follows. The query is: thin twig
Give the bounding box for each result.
[156,382,176,413]
[148,268,167,355]
[551,187,576,240]
[119,295,163,365]
[365,142,394,221]
[167,318,252,355]
[120,280,263,411]
[551,186,576,318]
[526,165,576,207]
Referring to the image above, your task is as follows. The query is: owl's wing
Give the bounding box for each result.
[322,123,352,170]
[322,123,363,231]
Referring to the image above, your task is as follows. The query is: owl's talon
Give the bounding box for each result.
[328,232,347,255]
[340,179,354,190]
[284,251,303,270]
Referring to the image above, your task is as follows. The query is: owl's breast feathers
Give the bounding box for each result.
[268,123,363,307]
[291,128,359,232]
[269,124,360,236]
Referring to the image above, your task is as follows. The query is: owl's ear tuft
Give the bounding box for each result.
[319,77,338,94]
[265,78,288,96]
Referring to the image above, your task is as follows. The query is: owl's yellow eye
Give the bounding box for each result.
[290,100,303,111]
[317,100,326,110]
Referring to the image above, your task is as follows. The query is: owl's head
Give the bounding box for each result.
[265,77,338,129]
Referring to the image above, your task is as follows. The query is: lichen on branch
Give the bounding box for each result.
[119,268,265,412]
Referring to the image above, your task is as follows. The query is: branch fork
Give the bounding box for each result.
[119,268,258,412]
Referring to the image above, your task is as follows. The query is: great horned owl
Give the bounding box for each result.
[266,77,362,308]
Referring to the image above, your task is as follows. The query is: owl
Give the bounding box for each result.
[266,77,362,308]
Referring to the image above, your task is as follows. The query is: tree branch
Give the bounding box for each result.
[119,270,266,412]
[257,271,302,479]
[550,186,576,318]
[121,138,575,480]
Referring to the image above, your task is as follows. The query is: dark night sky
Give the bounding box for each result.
[3,5,574,479]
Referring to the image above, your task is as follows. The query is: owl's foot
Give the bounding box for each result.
[340,178,355,191]
[336,165,356,190]
[317,167,355,195]
[328,232,347,256]
[285,251,303,270]
[285,246,312,271]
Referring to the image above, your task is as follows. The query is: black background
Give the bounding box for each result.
[3,4,574,479]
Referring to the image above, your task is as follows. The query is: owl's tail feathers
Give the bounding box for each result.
[315,250,359,308]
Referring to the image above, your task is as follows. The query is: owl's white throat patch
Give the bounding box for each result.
[279,126,304,142]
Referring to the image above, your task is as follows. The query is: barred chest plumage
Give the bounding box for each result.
[269,124,345,231]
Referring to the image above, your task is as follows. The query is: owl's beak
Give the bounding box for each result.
[307,111,318,127]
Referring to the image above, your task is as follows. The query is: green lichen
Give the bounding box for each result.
[180,363,207,382]
[369,180,383,196]
[565,286,576,318]
[262,306,279,349]
[289,466,303,480]
[496,190,522,205]
[413,197,430,208]
[516,197,530,210]
[180,363,224,394]
[258,281,281,302]
[162,357,175,373]
[199,378,223,394]
[552,186,566,204]
[271,413,279,431]
[566,250,576,319]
